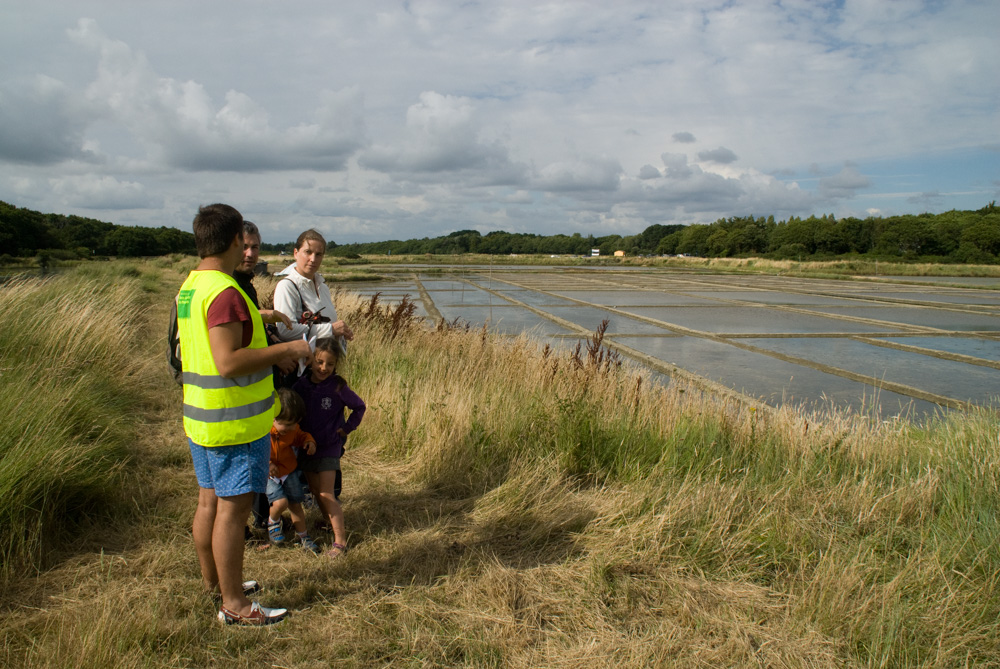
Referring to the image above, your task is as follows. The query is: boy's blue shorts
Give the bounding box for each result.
[265,471,307,505]
[188,435,269,498]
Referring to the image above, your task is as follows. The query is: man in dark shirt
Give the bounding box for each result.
[233,221,297,534]
[233,221,296,382]
[234,221,263,305]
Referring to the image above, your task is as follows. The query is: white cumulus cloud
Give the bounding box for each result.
[69,18,366,173]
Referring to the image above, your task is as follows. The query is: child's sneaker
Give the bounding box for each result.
[298,534,321,555]
[267,519,285,545]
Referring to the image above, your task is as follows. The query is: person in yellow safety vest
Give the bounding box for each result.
[177,203,312,626]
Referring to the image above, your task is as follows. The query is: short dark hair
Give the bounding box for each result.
[276,387,306,424]
[315,337,343,360]
[295,228,326,252]
[193,204,243,258]
[243,220,260,240]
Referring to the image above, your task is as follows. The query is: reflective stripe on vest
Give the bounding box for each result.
[177,270,276,447]
[183,391,278,423]
[182,368,272,390]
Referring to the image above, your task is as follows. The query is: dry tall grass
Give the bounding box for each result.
[1,260,998,668]
[0,267,158,578]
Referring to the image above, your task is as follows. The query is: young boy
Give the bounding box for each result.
[266,387,321,554]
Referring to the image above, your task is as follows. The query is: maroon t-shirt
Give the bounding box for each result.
[206,287,253,348]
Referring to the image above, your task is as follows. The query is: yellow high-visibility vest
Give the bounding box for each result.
[176,270,277,446]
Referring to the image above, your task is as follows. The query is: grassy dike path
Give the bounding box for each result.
[2,258,1000,667]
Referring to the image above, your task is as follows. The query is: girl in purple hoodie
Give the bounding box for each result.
[293,337,366,558]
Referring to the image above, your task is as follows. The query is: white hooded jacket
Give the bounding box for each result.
[271,264,339,342]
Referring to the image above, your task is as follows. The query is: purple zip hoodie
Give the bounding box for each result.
[293,373,366,460]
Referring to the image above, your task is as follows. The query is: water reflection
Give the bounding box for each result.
[340,268,999,421]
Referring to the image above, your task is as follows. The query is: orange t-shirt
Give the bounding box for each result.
[269,425,315,478]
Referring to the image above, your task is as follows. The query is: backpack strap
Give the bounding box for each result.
[167,295,183,385]
[277,277,312,339]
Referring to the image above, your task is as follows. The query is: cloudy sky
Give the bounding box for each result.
[1,1,998,244]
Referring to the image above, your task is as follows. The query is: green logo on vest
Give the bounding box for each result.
[177,290,194,319]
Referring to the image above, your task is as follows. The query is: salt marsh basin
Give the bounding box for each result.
[346,267,1000,420]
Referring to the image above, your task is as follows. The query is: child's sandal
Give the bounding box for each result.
[267,520,285,545]
[326,542,347,559]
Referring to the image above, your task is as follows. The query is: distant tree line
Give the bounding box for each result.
[651,202,1000,263]
[3,199,999,264]
[258,240,339,256]
[0,200,195,260]
[332,202,1000,263]
[260,241,294,255]
[332,225,688,258]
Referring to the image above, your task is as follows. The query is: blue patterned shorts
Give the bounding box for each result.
[188,434,269,497]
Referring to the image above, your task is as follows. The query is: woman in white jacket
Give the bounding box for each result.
[272,229,354,346]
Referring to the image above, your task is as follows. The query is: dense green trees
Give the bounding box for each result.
[0,205,59,257]
[0,201,195,258]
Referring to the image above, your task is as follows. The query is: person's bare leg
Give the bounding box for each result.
[288,501,308,534]
[305,471,331,523]
[268,497,288,523]
[193,487,219,592]
[215,492,254,614]
[321,494,347,547]
[314,470,347,548]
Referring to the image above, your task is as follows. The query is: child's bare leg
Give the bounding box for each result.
[268,497,288,523]
[313,470,346,547]
[322,495,346,548]
[288,501,308,534]
[304,471,331,524]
